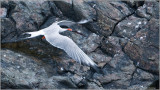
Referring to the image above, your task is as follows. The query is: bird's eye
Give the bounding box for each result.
[60,25,69,28]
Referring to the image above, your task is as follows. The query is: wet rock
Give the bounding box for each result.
[124,18,159,74]
[0,8,7,18]
[114,15,148,39]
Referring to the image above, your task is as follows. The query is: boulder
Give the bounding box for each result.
[1,49,77,89]
[124,18,159,74]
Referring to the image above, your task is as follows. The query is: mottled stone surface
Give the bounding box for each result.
[124,18,159,75]
[0,8,7,18]
[1,0,159,89]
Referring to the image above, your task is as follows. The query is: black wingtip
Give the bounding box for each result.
[91,65,104,74]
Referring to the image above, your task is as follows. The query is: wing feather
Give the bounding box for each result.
[46,34,97,68]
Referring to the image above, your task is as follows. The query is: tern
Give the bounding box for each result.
[23,20,100,72]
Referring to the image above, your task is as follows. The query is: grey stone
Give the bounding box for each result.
[0,8,7,18]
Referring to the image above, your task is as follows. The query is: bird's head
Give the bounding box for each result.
[57,20,86,36]
[59,25,72,32]
[57,20,75,33]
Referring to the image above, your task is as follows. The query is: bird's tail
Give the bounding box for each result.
[22,30,44,39]
[87,59,104,74]
[90,63,104,74]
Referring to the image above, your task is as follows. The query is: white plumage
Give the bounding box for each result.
[24,20,99,72]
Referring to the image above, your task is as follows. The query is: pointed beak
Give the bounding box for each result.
[67,28,72,31]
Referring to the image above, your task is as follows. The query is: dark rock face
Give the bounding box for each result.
[114,16,147,38]
[124,18,159,75]
[55,0,134,37]
[1,0,159,89]
[0,8,7,18]
[1,49,77,89]
[1,18,16,43]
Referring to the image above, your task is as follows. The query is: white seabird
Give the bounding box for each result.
[24,20,100,72]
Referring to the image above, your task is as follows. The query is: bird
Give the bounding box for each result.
[23,20,101,72]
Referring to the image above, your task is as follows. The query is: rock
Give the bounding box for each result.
[54,0,96,21]
[86,1,134,37]
[128,68,158,90]
[114,15,148,39]
[1,18,16,43]
[48,1,63,17]
[101,36,122,57]
[11,1,52,32]
[1,49,78,89]
[89,49,112,68]
[1,0,159,89]
[87,82,103,89]
[136,1,159,20]
[97,74,120,84]
[92,52,136,89]
[1,1,55,43]
[54,0,134,37]
[124,18,159,74]
[125,1,144,8]
[136,5,151,20]
[0,8,7,18]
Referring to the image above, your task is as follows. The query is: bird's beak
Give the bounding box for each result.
[67,28,72,31]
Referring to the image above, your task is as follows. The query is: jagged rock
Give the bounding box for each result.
[1,1,54,43]
[87,82,103,89]
[0,8,7,18]
[1,49,77,89]
[101,36,122,57]
[11,1,52,31]
[114,15,147,39]
[136,1,159,20]
[48,1,63,17]
[54,0,134,37]
[89,49,112,68]
[123,1,144,9]
[1,0,159,89]
[1,18,16,43]
[124,18,159,74]
[128,68,158,90]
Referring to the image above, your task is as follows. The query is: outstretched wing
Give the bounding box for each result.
[57,20,76,28]
[46,34,98,70]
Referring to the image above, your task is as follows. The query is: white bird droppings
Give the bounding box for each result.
[123,29,127,33]
[17,66,20,68]
[135,25,139,29]
[60,67,64,71]
[140,85,144,88]
[138,22,142,25]
[127,22,132,25]
[93,4,96,8]
[4,55,7,57]
[140,37,144,40]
